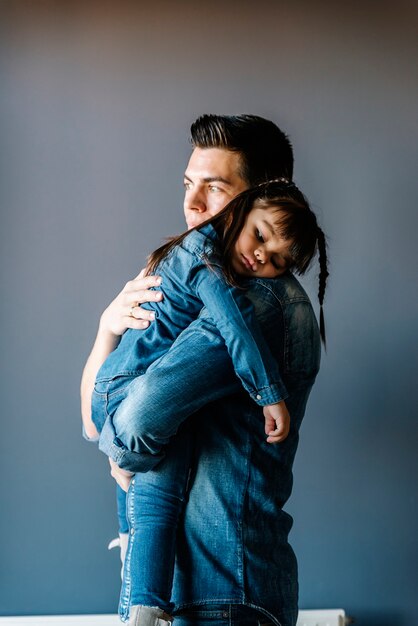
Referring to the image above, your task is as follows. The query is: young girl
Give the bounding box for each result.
[92,179,328,623]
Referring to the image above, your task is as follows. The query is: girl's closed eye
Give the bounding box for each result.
[271,253,289,271]
[271,257,280,270]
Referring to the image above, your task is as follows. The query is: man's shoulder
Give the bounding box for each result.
[246,272,319,341]
[250,272,311,305]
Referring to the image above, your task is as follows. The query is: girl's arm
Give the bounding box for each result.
[192,263,288,407]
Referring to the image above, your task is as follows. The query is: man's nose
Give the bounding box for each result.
[184,187,207,213]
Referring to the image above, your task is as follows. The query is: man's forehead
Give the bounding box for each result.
[184,147,244,183]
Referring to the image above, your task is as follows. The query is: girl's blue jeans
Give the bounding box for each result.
[116,485,129,535]
[91,374,192,614]
[91,318,241,618]
[121,424,194,616]
[91,374,137,537]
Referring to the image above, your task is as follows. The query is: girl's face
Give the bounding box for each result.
[231,206,293,278]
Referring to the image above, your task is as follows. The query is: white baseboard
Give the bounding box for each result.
[297,610,347,626]
[0,609,347,626]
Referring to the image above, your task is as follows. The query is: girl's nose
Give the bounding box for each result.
[255,248,266,265]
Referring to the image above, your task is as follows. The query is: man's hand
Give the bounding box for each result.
[80,271,163,431]
[109,458,134,492]
[80,271,163,434]
[263,400,290,444]
[99,269,163,337]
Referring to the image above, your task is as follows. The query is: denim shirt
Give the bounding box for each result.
[95,223,287,413]
[108,271,320,626]
[169,275,321,626]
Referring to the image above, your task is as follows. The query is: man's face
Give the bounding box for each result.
[183,147,248,229]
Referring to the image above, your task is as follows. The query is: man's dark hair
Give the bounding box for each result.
[190,114,294,185]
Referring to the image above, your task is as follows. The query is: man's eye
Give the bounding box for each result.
[256,229,264,242]
[208,185,221,193]
[184,181,192,190]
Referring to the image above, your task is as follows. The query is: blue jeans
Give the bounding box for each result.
[120,423,194,618]
[93,322,238,541]
[97,317,240,472]
[92,375,135,536]
[99,318,242,620]
[117,485,129,534]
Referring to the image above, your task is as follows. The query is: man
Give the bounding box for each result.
[81,115,321,626]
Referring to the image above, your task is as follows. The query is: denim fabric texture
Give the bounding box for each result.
[92,223,288,444]
[173,604,276,626]
[120,426,193,616]
[116,485,129,535]
[111,272,320,626]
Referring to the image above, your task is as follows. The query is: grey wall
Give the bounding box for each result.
[1,1,417,624]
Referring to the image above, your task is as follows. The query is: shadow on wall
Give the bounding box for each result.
[359,612,407,626]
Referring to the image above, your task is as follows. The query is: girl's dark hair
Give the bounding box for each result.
[147,180,329,345]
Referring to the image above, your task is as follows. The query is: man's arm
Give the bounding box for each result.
[80,271,163,439]
[80,325,121,439]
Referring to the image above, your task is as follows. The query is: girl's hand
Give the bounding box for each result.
[99,269,163,337]
[263,401,290,444]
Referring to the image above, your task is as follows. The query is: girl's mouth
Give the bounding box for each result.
[242,254,256,271]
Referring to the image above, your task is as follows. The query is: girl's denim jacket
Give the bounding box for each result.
[93,222,287,434]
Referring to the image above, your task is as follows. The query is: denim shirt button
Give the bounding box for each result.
[256,394,262,400]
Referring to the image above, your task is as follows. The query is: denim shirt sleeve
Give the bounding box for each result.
[191,257,288,406]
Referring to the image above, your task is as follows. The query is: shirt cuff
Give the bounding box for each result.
[249,382,288,406]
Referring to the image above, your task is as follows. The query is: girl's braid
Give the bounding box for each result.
[316,227,329,348]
